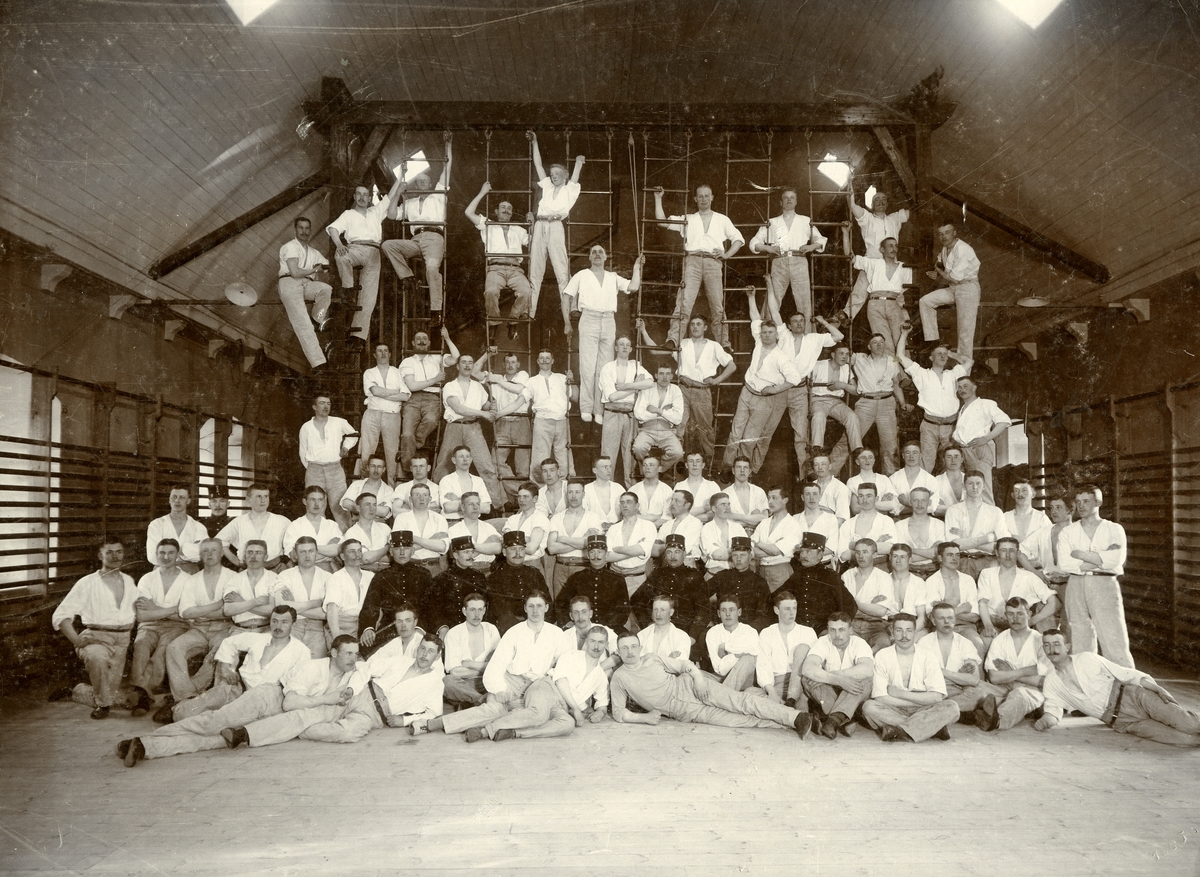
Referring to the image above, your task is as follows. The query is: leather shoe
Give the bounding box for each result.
[793,712,813,740]
[116,739,132,760]
[123,738,145,768]
[879,724,905,742]
[933,725,952,741]
[220,726,249,749]
[131,688,153,718]
[153,704,175,725]
[48,686,73,702]
[818,715,839,740]
[90,706,110,720]
[464,726,488,743]
[493,729,516,742]
[976,695,1000,732]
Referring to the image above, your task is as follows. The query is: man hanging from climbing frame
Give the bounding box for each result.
[383,132,452,331]
[526,131,585,337]
[835,177,910,332]
[327,177,405,347]
[464,181,533,343]
[748,186,827,329]
[654,184,744,353]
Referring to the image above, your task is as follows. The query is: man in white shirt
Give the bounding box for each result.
[128,539,189,715]
[919,223,983,361]
[163,538,235,714]
[851,333,909,474]
[1005,479,1052,570]
[324,540,374,638]
[951,376,1011,505]
[838,484,896,567]
[898,327,972,473]
[679,452,720,522]
[654,183,745,350]
[222,540,279,632]
[298,393,357,531]
[216,485,291,572]
[1036,630,1200,746]
[606,492,660,605]
[515,349,574,483]
[640,315,735,465]
[724,457,769,531]
[632,364,685,468]
[977,537,1058,640]
[653,489,703,566]
[700,492,747,579]
[945,471,1011,581]
[426,589,569,738]
[527,132,585,326]
[923,542,985,656]
[894,486,945,576]
[343,494,394,573]
[278,215,333,369]
[706,596,761,691]
[842,538,897,651]
[442,592,501,709]
[722,288,802,474]
[341,456,395,526]
[564,246,642,423]
[398,328,459,481]
[547,481,605,600]
[800,612,875,739]
[358,343,408,485]
[630,454,674,529]
[976,598,1051,732]
[145,484,208,574]
[283,485,342,572]
[918,601,1003,721]
[597,334,653,485]
[756,590,817,716]
[811,452,851,524]
[854,237,913,354]
[117,605,311,765]
[638,594,695,660]
[391,453,441,514]
[583,456,624,527]
[464,182,532,338]
[434,353,506,510]
[51,535,138,719]
[476,349,531,492]
[793,481,841,565]
[809,344,864,469]
[932,445,966,514]
[753,486,803,593]
[750,187,827,326]
[862,613,958,742]
[326,177,404,344]
[272,537,330,658]
[896,441,944,517]
[449,493,503,574]
[839,182,911,328]
[1056,484,1132,667]
[382,137,452,326]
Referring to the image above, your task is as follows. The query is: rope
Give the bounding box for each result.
[628,131,642,254]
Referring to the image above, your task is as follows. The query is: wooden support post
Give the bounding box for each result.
[871,126,916,201]
[912,124,936,268]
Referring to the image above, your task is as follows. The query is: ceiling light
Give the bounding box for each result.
[994,0,1064,29]
[225,0,281,26]
[817,154,850,188]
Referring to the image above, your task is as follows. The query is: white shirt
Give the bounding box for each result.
[952,397,1010,445]
[842,567,898,614]
[1056,518,1127,577]
[217,513,291,563]
[504,509,552,561]
[552,650,610,710]
[341,480,395,520]
[657,515,703,563]
[892,573,931,616]
[871,645,946,697]
[810,359,851,400]
[443,621,501,672]
[598,359,650,408]
[278,238,328,278]
[757,623,817,687]
[491,370,530,416]
[847,473,900,515]
[439,472,491,519]
[778,331,836,380]
[1004,509,1053,561]
[328,200,389,245]
[145,514,209,564]
[904,362,966,420]
[675,338,732,382]
[933,471,965,511]
[894,516,947,560]
[1043,653,1153,720]
[482,621,570,694]
[631,480,674,522]
[214,631,310,688]
[583,481,624,524]
[667,210,744,252]
[368,631,431,664]
[369,653,445,718]
[706,622,761,676]
[839,512,896,558]
[855,208,910,259]
[448,518,502,557]
[681,477,720,519]
[51,570,138,629]
[399,353,451,396]
[750,213,827,254]
[535,482,568,519]
[271,566,330,613]
[324,568,375,618]
[637,623,693,660]
[563,623,620,653]
[299,416,357,466]
[634,383,685,426]
[923,569,980,617]
[699,520,747,574]
[399,191,447,226]
[563,268,631,312]
[985,628,1051,678]
[283,515,343,557]
[607,517,659,571]
[282,656,369,698]
[852,255,912,296]
[895,467,943,515]
[745,320,803,392]
[177,568,237,618]
[476,216,529,257]
[535,177,581,217]
[793,509,842,559]
[391,480,440,513]
[807,634,874,672]
[916,631,981,675]
[945,503,1010,552]
[939,238,980,284]
[344,520,393,555]
[363,365,408,414]
[523,372,571,421]
[851,353,900,395]
[222,569,279,626]
[816,478,851,522]
[753,514,804,566]
[977,567,1054,621]
[135,568,186,613]
[442,378,490,424]
[548,509,604,560]
[726,482,769,519]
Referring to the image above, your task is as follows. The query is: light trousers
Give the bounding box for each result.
[530,417,572,481]
[489,677,576,739]
[142,683,284,759]
[854,396,899,475]
[681,386,717,462]
[1066,575,1134,667]
[668,256,728,347]
[802,677,869,720]
[632,425,684,467]
[920,280,981,362]
[528,220,570,316]
[770,255,813,326]
[863,699,960,741]
[400,393,442,479]
[278,277,332,367]
[722,388,789,474]
[360,409,403,484]
[668,674,799,729]
[959,441,997,505]
[601,409,637,487]
[129,619,189,693]
[74,629,131,709]
[246,688,381,746]
[786,385,811,473]
[382,232,445,310]
[866,297,906,355]
[306,461,349,530]
[165,622,231,702]
[810,395,863,454]
[1111,684,1200,747]
[333,244,381,341]
[919,420,955,474]
[484,265,533,320]
[433,422,507,509]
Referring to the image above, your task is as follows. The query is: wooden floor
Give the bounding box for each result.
[2,673,1199,877]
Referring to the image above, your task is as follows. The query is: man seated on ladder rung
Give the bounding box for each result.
[465,181,532,343]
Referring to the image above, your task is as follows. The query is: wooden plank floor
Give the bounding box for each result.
[2,677,1199,877]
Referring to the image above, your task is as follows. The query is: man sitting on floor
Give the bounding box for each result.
[611,632,811,737]
[757,589,817,712]
[705,595,761,691]
[442,593,501,710]
[975,597,1051,732]
[800,612,875,739]
[916,602,1005,724]
[862,613,959,742]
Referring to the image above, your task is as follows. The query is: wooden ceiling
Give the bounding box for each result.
[1,0,1197,368]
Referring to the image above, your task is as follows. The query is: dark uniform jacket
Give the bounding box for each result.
[558,565,629,633]
[785,563,855,635]
[427,563,489,636]
[358,561,434,655]
[707,568,773,631]
[486,562,548,633]
[634,564,710,646]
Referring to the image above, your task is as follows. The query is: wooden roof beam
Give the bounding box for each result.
[932,176,1110,284]
[148,171,329,279]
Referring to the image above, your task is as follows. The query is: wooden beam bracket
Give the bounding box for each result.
[163,319,186,342]
[39,263,73,293]
[1118,298,1150,323]
[108,294,137,320]
[208,338,229,359]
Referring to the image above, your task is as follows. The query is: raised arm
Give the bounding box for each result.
[570,153,585,184]
[441,327,460,364]
[528,131,547,181]
[438,132,452,188]
[746,286,762,323]
[847,176,866,220]
[464,181,490,225]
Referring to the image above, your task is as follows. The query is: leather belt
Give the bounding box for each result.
[961,552,995,559]
[868,293,900,300]
[488,258,522,266]
[1072,571,1117,577]
[412,227,443,236]
[236,620,269,630]
[536,215,566,222]
[348,241,381,248]
[923,413,958,425]
[685,251,722,261]
[454,418,479,425]
[369,680,391,724]
[85,624,133,632]
[776,250,806,257]
[1101,681,1125,727]
[859,392,892,400]
[612,565,647,576]
[556,556,589,566]
[604,405,634,413]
